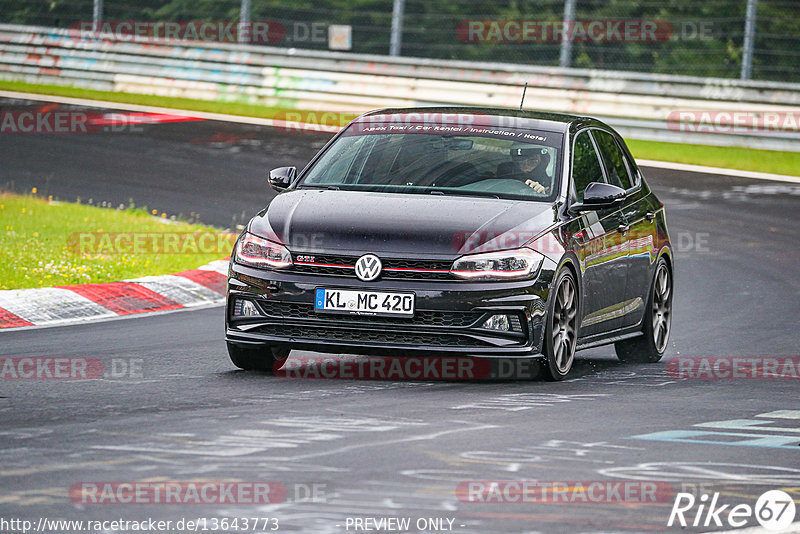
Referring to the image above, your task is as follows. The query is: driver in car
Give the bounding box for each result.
[496,145,552,193]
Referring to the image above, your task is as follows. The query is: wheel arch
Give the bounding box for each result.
[656,246,674,279]
[553,255,582,333]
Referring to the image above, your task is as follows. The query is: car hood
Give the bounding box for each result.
[248,189,558,257]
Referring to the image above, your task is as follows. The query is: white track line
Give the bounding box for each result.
[2,89,798,183]
[638,159,800,184]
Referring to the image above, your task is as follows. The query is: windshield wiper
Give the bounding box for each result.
[430,190,500,199]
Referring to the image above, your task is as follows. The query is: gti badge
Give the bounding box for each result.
[354,254,382,281]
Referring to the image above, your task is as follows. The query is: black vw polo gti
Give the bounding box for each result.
[225,107,673,380]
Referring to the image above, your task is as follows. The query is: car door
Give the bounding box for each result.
[570,130,630,337]
[593,129,656,329]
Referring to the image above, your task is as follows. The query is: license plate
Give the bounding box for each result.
[314,288,415,318]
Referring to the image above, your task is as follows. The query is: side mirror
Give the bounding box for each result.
[268,166,296,192]
[571,182,626,212]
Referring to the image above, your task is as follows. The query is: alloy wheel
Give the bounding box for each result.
[652,264,672,352]
[551,276,578,374]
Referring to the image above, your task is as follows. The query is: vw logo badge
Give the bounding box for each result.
[354,254,382,282]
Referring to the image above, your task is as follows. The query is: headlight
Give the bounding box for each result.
[234,233,292,269]
[450,248,543,280]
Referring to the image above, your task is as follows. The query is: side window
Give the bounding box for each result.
[571,130,605,202]
[593,130,633,190]
[620,147,642,187]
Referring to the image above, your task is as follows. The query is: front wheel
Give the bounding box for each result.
[615,258,672,363]
[542,268,578,381]
[227,342,290,372]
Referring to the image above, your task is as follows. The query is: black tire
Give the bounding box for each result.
[542,268,579,381]
[227,342,290,372]
[615,258,672,363]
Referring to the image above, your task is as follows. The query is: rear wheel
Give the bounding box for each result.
[615,258,672,363]
[227,342,290,372]
[542,269,578,381]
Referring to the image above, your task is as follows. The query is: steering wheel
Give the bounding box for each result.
[503,179,551,196]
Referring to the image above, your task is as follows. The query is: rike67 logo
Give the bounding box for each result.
[668,489,796,530]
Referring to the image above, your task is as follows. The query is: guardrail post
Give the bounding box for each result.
[389,0,405,56]
[239,0,252,43]
[741,0,758,80]
[559,0,576,68]
[92,0,103,32]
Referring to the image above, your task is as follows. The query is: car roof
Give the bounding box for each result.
[354,106,606,134]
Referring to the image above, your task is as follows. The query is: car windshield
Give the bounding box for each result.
[299,123,563,201]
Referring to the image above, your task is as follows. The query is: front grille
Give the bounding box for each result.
[290,254,454,280]
[384,259,454,271]
[253,324,490,347]
[257,301,483,328]
[292,264,351,276]
[382,269,452,281]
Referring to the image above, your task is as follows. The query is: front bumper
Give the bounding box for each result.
[225,262,553,357]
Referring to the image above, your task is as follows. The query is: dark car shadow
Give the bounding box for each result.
[218,350,662,385]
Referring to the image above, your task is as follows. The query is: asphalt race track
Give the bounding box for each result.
[2,98,800,533]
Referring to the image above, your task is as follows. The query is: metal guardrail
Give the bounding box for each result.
[1,24,799,151]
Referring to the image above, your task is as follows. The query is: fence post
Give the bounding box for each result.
[390,0,405,56]
[239,0,252,43]
[741,0,758,80]
[559,0,576,68]
[92,0,103,32]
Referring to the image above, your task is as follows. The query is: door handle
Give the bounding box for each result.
[645,211,655,222]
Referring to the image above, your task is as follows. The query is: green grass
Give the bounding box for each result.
[0,192,234,290]
[626,139,800,177]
